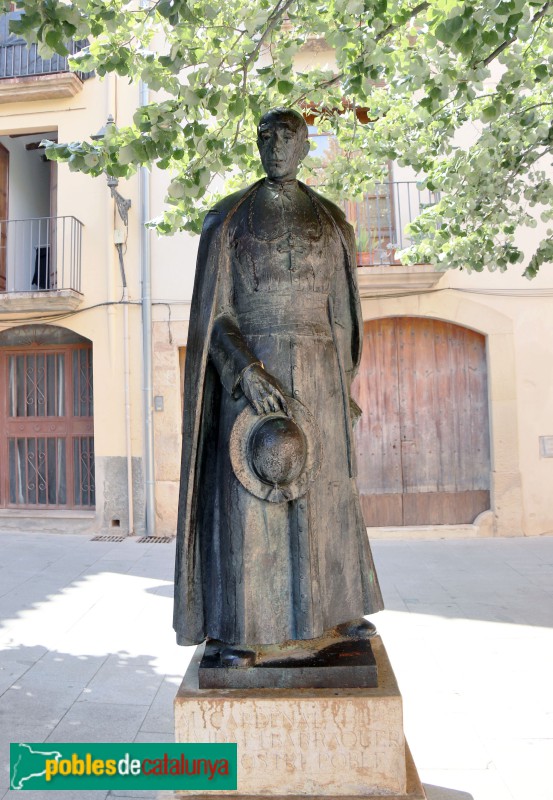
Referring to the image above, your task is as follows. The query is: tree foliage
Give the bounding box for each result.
[3,0,553,276]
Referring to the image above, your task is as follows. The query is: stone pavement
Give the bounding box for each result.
[0,530,552,800]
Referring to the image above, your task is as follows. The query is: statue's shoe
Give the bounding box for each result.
[220,645,256,668]
[336,618,377,639]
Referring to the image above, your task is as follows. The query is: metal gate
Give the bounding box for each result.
[0,342,95,509]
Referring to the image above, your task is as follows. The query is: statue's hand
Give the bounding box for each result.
[240,364,290,416]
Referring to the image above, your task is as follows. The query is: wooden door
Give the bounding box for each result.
[0,143,9,291]
[352,317,491,526]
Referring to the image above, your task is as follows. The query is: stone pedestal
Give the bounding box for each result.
[174,636,426,799]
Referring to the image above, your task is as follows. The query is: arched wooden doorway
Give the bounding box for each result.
[0,324,95,509]
[352,317,491,526]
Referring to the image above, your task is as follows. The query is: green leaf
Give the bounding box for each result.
[277,80,295,95]
[481,30,499,46]
[481,104,499,121]
[118,145,137,165]
[455,27,477,55]
[435,15,464,44]
[495,2,516,17]
[44,30,69,56]
[168,179,185,199]
[157,0,175,18]
[84,153,100,168]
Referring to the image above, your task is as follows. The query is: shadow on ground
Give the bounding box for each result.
[0,644,181,798]
[424,786,474,800]
[2,532,553,636]
[371,536,553,629]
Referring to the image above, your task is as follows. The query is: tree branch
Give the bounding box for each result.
[232,63,249,147]
[481,1,551,67]
[244,0,297,68]
[293,1,431,106]
[375,1,429,42]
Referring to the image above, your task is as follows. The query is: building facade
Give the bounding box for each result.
[1,21,552,539]
[0,17,147,535]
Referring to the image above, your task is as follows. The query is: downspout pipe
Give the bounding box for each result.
[118,244,134,536]
[140,77,156,537]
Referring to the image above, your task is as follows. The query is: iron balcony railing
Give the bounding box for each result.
[342,180,440,266]
[0,10,92,82]
[0,38,92,81]
[0,216,83,294]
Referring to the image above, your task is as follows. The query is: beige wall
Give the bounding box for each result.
[151,318,188,534]
[149,150,196,532]
[0,74,147,533]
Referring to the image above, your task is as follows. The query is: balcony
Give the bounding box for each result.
[0,12,92,103]
[343,181,446,296]
[0,216,83,312]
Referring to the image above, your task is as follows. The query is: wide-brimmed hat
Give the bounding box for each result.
[229,397,322,503]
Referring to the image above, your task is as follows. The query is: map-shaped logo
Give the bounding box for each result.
[10,743,63,790]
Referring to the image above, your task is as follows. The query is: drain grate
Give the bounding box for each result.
[91,535,126,542]
[136,536,174,544]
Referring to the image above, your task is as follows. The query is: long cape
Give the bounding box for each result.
[173,180,363,645]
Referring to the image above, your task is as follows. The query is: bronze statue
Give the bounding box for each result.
[174,108,383,672]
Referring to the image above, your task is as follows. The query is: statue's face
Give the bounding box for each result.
[257,118,309,181]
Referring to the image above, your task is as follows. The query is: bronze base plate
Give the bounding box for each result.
[198,627,378,689]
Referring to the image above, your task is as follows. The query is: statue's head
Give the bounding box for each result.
[257,108,310,182]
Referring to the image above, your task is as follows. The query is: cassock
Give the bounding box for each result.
[174,177,384,646]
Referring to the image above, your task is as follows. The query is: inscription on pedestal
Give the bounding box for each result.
[175,638,410,797]
[181,701,404,780]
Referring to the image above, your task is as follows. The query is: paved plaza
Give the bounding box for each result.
[0,530,552,800]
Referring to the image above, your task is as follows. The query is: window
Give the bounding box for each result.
[306,127,396,265]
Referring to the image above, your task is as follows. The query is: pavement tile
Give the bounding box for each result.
[485,738,553,800]
[133,733,175,744]
[421,767,516,800]
[0,570,41,599]
[78,560,135,576]
[0,646,48,696]
[404,712,492,771]
[0,682,77,737]
[46,701,150,743]
[423,784,476,800]
[139,679,182,735]
[16,651,108,693]
[79,655,164,706]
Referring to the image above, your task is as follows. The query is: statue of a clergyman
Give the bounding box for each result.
[174,107,384,669]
